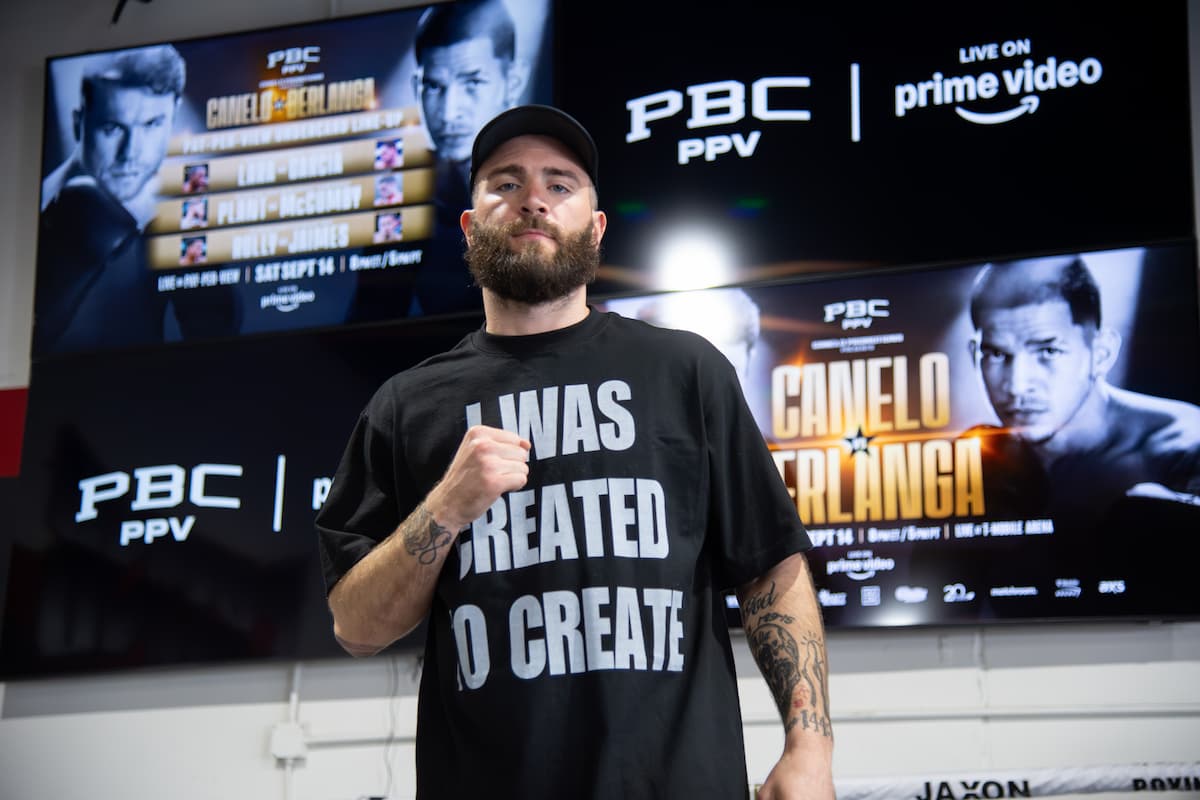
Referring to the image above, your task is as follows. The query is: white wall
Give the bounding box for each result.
[2,1,1199,799]
[1,624,1198,799]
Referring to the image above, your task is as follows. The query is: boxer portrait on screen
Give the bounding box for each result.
[37,45,237,354]
[966,255,1200,525]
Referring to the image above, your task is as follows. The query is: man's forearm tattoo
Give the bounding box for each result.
[748,609,800,724]
[744,582,833,738]
[740,579,778,617]
[402,503,453,565]
[793,634,833,738]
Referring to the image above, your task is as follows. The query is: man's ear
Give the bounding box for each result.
[72,108,82,140]
[967,335,981,367]
[1091,326,1122,379]
[591,210,607,247]
[460,208,473,242]
[504,60,530,104]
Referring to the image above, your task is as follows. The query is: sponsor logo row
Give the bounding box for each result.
[817,577,1127,608]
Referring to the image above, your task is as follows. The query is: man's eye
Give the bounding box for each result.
[1038,346,1065,359]
[496,182,518,192]
[548,183,571,194]
[981,349,1007,364]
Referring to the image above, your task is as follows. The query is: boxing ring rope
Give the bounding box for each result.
[740,702,1200,798]
[822,762,1200,799]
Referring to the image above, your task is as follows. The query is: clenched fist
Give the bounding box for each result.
[426,425,531,532]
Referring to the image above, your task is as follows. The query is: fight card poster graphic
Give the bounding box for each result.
[33,0,551,358]
[601,242,1200,626]
[555,2,1193,295]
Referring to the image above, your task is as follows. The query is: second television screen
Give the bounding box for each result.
[34,0,552,358]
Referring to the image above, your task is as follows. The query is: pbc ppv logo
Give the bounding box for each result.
[824,299,889,330]
[267,46,321,75]
[626,78,813,165]
[76,464,244,547]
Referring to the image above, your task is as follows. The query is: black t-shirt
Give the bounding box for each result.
[317,309,810,799]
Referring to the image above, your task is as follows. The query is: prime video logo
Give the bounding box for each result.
[260,285,317,312]
[895,39,1103,126]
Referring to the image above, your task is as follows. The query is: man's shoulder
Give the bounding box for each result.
[381,338,477,389]
[597,309,729,359]
[42,174,135,229]
[353,343,476,430]
[41,155,84,210]
[1107,387,1200,451]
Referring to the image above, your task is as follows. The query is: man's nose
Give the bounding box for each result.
[443,81,473,121]
[519,185,550,216]
[116,125,139,162]
[1005,351,1039,394]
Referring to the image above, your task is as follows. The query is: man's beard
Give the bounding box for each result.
[465,217,600,305]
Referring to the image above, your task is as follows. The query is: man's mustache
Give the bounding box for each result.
[1001,397,1050,414]
[502,218,560,240]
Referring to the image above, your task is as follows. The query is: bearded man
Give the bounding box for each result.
[316,106,835,800]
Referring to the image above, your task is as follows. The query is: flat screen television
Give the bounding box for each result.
[5,1,1198,680]
[31,0,553,359]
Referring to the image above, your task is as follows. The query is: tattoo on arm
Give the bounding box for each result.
[743,583,833,739]
[740,580,778,617]
[402,503,454,565]
[747,610,801,728]
[793,633,833,738]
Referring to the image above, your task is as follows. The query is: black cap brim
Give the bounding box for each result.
[469,105,598,195]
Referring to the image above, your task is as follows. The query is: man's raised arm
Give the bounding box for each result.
[327,425,530,656]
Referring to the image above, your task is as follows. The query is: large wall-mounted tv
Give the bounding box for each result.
[5,1,1197,680]
[32,0,552,359]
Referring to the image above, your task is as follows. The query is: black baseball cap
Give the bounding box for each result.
[469,104,599,194]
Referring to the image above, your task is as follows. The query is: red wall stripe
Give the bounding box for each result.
[0,386,29,477]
